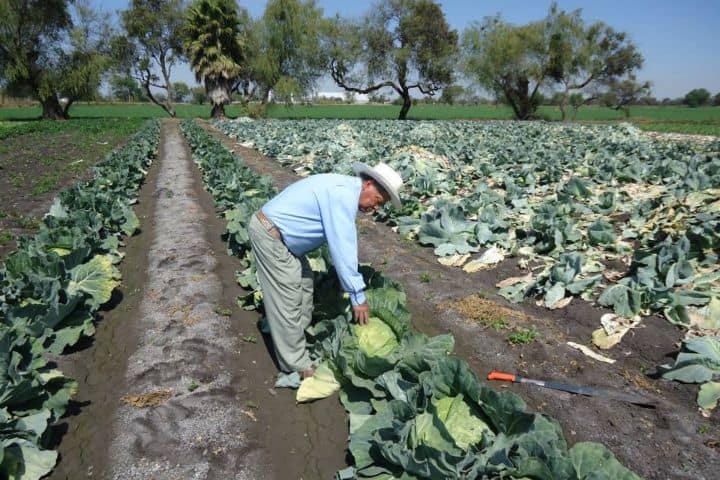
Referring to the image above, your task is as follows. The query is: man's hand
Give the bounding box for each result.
[353,302,370,325]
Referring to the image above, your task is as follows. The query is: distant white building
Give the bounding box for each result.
[315,91,369,104]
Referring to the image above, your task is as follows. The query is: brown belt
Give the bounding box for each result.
[256,210,283,241]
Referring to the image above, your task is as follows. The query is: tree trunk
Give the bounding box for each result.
[398,92,412,120]
[158,52,176,117]
[559,91,568,121]
[210,103,226,118]
[261,87,271,105]
[41,96,68,120]
[164,101,177,118]
[503,77,535,120]
[62,98,75,118]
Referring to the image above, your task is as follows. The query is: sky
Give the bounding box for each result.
[97,0,720,99]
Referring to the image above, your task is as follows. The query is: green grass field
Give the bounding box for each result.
[0,103,718,136]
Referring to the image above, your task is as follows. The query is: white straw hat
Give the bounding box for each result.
[352,162,403,209]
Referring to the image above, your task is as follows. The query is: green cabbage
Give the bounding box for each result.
[433,394,493,449]
[354,317,399,358]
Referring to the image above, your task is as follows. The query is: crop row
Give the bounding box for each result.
[0,120,159,479]
[181,120,639,479]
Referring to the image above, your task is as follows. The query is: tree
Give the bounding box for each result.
[183,0,251,117]
[191,86,207,104]
[714,92,720,106]
[462,5,647,121]
[343,91,356,104]
[253,0,327,103]
[544,4,645,120]
[171,81,191,102]
[602,75,651,118]
[462,16,554,120]
[684,88,711,107]
[368,92,388,103]
[329,0,458,119]
[114,0,186,117]
[109,74,144,101]
[439,84,466,105]
[0,0,111,119]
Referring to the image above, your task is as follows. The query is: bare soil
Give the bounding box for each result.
[204,121,720,480]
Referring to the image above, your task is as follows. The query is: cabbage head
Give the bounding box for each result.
[354,317,399,358]
[433,394,493,450]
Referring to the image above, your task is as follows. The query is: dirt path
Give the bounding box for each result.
[203,121,719,480]
[49,120,347,479]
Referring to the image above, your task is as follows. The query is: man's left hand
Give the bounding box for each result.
[353,302,370,325]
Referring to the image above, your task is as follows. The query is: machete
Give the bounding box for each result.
[487,371,656,407]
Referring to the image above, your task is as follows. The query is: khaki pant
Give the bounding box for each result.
[248,214,314,372]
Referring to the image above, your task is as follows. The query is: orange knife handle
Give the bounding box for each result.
[487,371,517,382]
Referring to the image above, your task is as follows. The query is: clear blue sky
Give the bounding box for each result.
[97,0,720,99]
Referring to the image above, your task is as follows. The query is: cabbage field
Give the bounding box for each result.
[215,119,720,414]
[0,115,716,479]
[182,120,644,479]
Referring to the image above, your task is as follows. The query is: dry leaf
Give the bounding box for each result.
[603,270,625,282]
[437,253,471,267]
[463,246,505,273]
[241,409,257,422]
[121,389,173,408]
[566,342,616,364]
[496,273,533,289]
[548,296,572,310]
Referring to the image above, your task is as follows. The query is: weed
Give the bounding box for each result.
[698,424,709,435]
[31,173,60,195]
[244,400,258,409]
[214,306,233,317]
[488,318,509,331]
[8,172,24,188]
[14,214,39,230]
[187,379,199,392]
[0,231,12,246]
[507,327,539,345]
[242,335,257,343]
[419,272,432,283]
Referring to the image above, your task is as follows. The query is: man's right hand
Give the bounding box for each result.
[353,302,370,325]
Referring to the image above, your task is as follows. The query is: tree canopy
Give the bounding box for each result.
[114,0,186,117]
[0,0,111,119]
[329,0,458,119]
[183,0,251,117]
[252,0,327,103]
[684,88,711,108]
[462,15,553,120]
[462,3,647,120]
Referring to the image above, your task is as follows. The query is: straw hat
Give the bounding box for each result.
[352,162,403,208]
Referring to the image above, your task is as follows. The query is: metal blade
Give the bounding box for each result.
[519,377,656,407]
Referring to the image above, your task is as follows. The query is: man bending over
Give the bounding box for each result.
[248,162,403,378]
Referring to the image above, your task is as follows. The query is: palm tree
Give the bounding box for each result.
[183,0,249,118]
